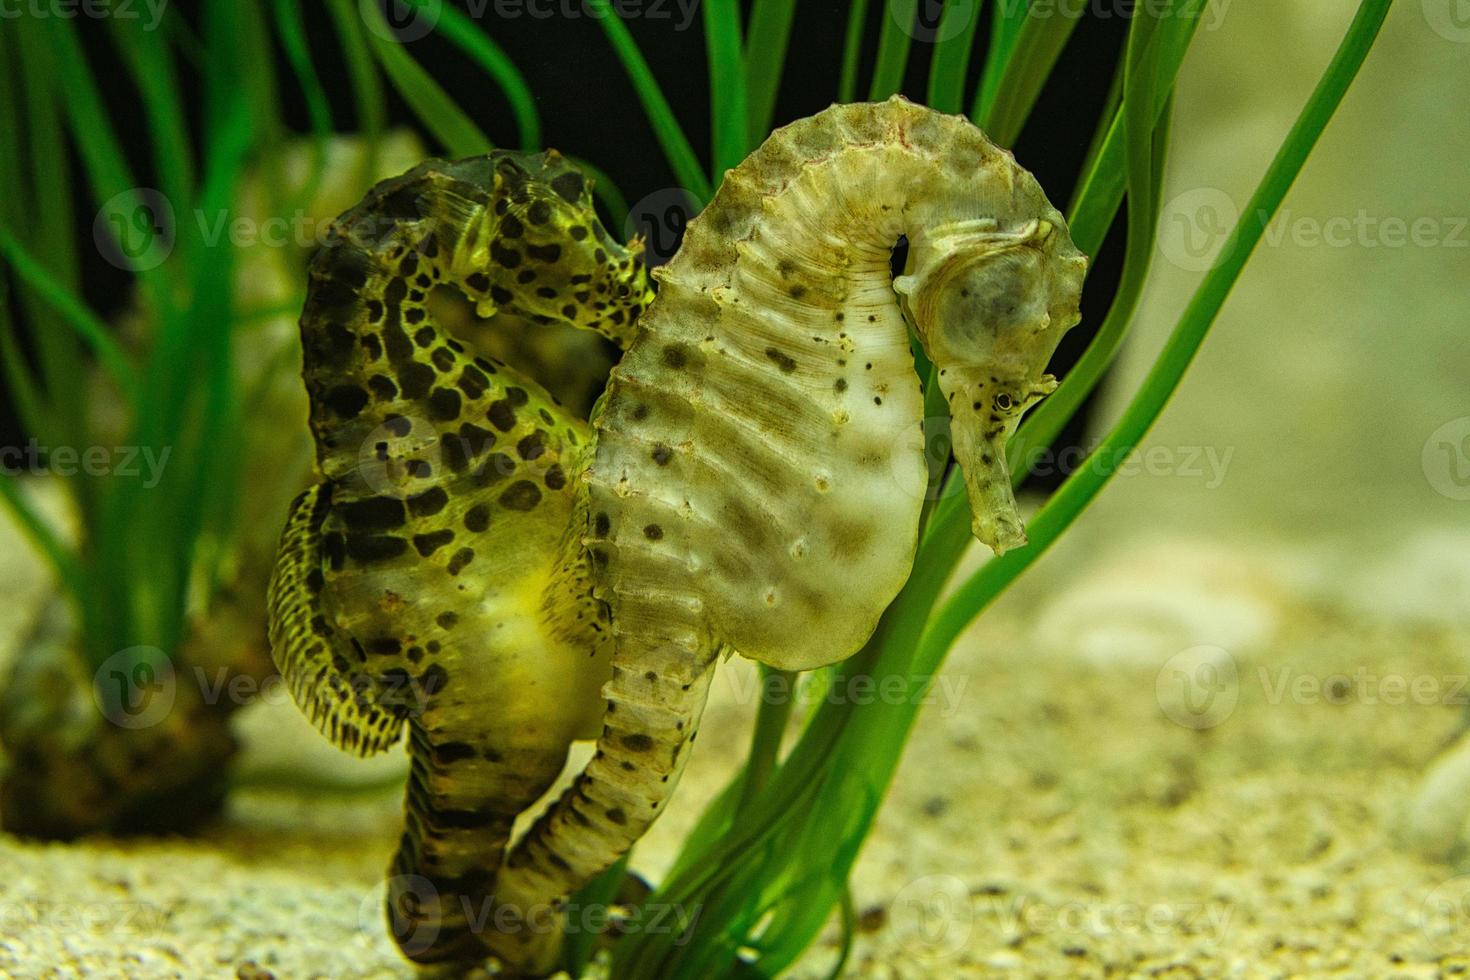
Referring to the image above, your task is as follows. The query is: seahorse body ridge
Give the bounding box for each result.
[487,97,1087,973]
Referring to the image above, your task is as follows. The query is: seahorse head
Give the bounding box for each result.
[897,216,1088,554]
[466,152,653,346]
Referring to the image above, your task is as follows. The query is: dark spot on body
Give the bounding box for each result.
[765,347,798,373]
[487,399,517,432]
[516,431,545,461]
[433,741,476,764]
[420,663,449,696]
[407,486,449,517]
[427,387,462,421]
[413,530,454,557]
[464,504,490,532]
[499,480,541,511]
[550,171,584,203]
[398,361,435,400]
[346,534,407,563]
[340,495,406,531]
[457,365,489,400]
[474,452,516,487]
[446,548,474,575]
[490,242,521,268]
[324,385,369,419]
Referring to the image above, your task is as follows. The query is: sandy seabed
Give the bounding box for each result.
[4,524,1470,979]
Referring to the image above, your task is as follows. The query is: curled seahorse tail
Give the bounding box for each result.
[486,586,719,970]
[386,723,576,965]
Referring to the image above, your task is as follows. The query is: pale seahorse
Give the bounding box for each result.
[265,149,651,965]
[486,97,1088,973]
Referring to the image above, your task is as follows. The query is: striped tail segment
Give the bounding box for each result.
[486,566,719,973]
[386,727,529,963]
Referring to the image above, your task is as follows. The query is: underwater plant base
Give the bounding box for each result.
[0,600,239,840]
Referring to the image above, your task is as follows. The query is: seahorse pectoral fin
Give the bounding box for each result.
[266,483,406,756]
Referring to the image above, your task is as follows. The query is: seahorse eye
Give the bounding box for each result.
[992,392,1014,412]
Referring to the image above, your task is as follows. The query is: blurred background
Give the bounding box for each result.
[1,1,1467,977]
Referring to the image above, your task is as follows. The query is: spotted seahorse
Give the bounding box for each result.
[265,149,651,965]
[485,97,1088,973]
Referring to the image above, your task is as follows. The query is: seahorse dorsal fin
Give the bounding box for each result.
[266,484,405,757]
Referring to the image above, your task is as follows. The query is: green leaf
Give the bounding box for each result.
[705,0,748,181]
[925,0,982,114]
[973,0,1086,145]
[418,0,542,151]
[589,0,712,202]
[867,0,914,100]
[272,0,335,215]
[744,0,797,145]
[325,0,386,183]
[353,0,492,157]
[838,0,871,103]
[0,229,136,398]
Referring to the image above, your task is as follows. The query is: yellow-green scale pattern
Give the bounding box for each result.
[266,150,651,966]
